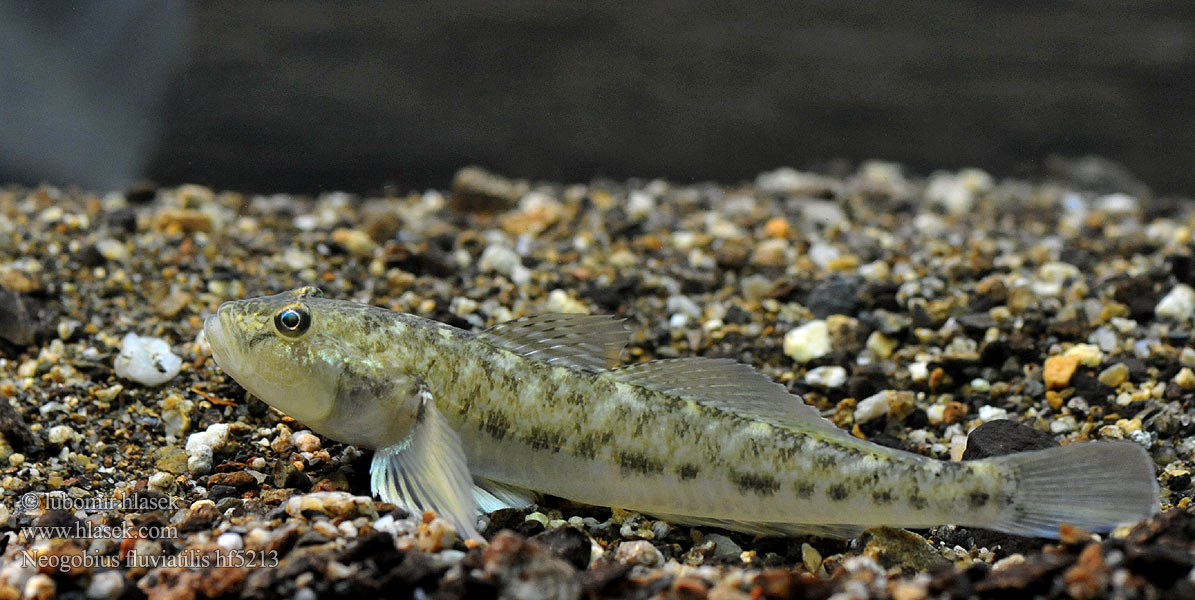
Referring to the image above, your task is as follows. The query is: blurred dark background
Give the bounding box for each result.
[2,2,1194,195]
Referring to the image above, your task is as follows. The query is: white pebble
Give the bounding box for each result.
[94,238,129,261]
[1156,284,1195,321]
[626,191,655,220]
[666,295,702,320]
[217,532,244,550]
[47,425,80,445]
[86,570,125,600]
[478,244,531,285]
[187,446,213,475]
[1095,192,1139,214]
[546,289,588,314]
[977,406,1008,422]
[805,366,847,388]
[854,392,890,423]
[614,540,664,567]
[783,320,831,363]
[806,242,839,270]
[908,361,929,382]
[113,333,182,386]
[147,472,175,494]
[1050,416,1077,433]
[186,423,230,454]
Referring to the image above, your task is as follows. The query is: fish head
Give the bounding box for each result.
[204,286,358,428]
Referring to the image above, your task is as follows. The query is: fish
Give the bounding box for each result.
[203,287,1160,540]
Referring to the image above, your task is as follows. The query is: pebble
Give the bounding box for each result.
[23,574,55,600]
[291,430,321,453]
[1033,262,1081,298]
[478,244,531,285]
[1156,284,1195,320]
[804,365,847,388]
[1063,343,1103,367]
[750,238,790,267]
[865,331,898,358]
[1043,355,1081,389]
[854,392,890,423]
[547,289,589,314]
[614,540,664,567]
[113,333,182,386]
[806,277,861,318]
[977,405,1008,422]
[147,471,176,494]
[1098,363,1130,387]
[1174,367,1195,390]
[285,492,378,520]
[783,320,831,363]
[187,446,213,475]
[154,447,189,474]
[185,423,229,474]
[186,423,230,454]
[86,570,125,600]
[94,381,124,403]
[217,532,244,551]
[331,228,376,258]
[94,238,129,261]
[703,533,743,561]
[962,419,1057,460]
[47,425,80,444]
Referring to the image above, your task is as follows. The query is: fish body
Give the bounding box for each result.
[204,288,1159,539]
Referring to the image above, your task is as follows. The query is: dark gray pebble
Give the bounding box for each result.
[961,419,1057,460]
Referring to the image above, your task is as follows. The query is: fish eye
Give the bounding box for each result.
[274,305,311,337]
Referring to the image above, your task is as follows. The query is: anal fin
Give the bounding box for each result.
[473,478,540,513]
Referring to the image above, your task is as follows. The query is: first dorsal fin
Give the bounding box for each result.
[609,357,851,436]
[478,313,629,373]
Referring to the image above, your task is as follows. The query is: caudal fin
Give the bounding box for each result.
[983,442,1159,538]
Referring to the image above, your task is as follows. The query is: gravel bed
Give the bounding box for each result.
[0,162,1193,599]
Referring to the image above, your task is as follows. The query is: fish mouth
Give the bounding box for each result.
[203,305,236,370]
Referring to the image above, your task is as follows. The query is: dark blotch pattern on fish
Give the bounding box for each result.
[676,464,701,480]
[617,452,664,475]
[795,481,816,499]
[827,483,850,501]
[481,410,510,440]
[730,470,781,495]
[523,427,566,451]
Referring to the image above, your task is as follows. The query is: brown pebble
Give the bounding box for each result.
[1062,542,1104,600]
[450,166,525,213]
[763,217,790,239]
[207,471,257,491]
[1058,523,1094,545]
[942,401,969,424]
[1044,355,1081,389]
[673,575,709,600]
[152,208,212,233]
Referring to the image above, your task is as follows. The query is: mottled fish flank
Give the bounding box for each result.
[205,288,1160,540]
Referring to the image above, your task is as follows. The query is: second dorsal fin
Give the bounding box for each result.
[478,313,629,373]
[609,357,850,436]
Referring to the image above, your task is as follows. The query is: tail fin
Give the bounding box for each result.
[983,442,1159,538]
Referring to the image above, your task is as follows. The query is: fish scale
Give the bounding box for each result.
[205,287,1160,540]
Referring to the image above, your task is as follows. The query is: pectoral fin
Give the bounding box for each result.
[370,385,482,540]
